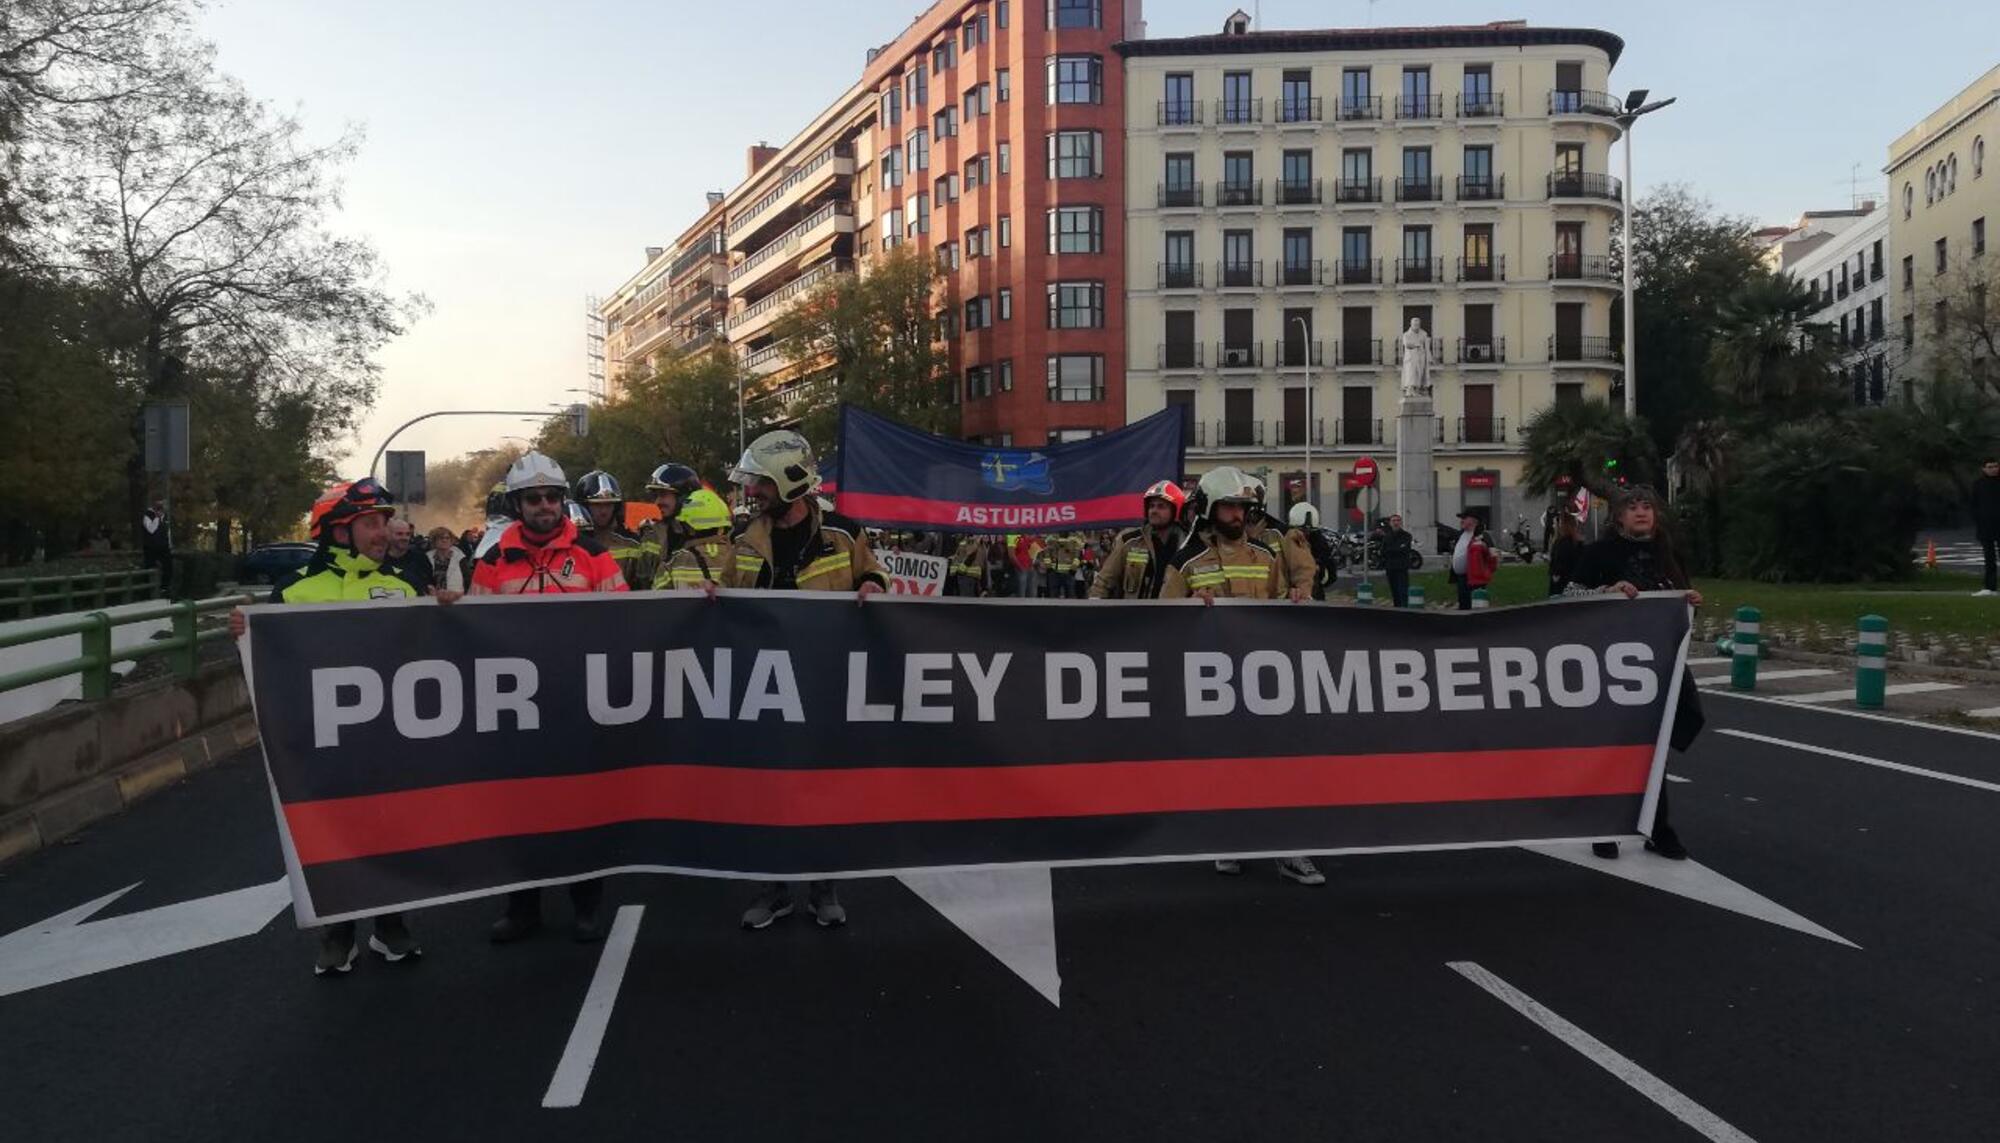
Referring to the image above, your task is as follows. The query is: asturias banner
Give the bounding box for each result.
[834,405,1186,532]
[244,593,1691,924]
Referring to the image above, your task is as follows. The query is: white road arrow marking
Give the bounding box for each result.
[899,867,1061,1008]
[0,878,292,999]
[1522,845,1858,948]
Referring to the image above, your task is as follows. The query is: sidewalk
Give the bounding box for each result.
[1687,648,2000,724]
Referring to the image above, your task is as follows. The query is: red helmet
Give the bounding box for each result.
[308,478,396,541]
[1142,479,1187,515]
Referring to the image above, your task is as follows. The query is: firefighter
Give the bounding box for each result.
[639,460,702,565]
[948,534,989,596]
[1042,533,1080,598]
[1162,467,1325,887]
[472,451,628,943]
[722,430,888,929]
[1090,480,1189,600]
[576,469,655,590]
[1242,474,1316,603]
[652,489,738,590]
[1287,502,1339,601]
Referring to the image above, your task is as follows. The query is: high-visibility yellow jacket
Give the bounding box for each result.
[272,548,418,604]
[1161,528,1287,599]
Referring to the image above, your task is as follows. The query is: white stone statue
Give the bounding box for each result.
[1399,317,1432,399]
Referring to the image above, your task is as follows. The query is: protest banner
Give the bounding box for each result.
[880,551,949,595]
[242,593,1691,923]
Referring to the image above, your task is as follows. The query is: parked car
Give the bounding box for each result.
[235,542,317,585]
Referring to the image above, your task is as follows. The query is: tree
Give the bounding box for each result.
[1720,415,1918,582]
[770,247,957,448]
[1668,417,1735,576]
[534,345,748,495]
[1520,399,1661,499]
[1706,273,1845,422]
[1880,374,2000,519]
[1921,250,2000,401]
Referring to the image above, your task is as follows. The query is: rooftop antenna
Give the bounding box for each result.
[1367,0,1381,26]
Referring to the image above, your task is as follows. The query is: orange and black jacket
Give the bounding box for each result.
[468,519,629,596]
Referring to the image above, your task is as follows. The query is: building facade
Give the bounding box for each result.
[1118,18,1626,531]
[1785,203,1896,406]
[1887,62,1998,387]
[600,194,731,402]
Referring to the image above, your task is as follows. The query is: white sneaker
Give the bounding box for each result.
[1213,859,1243,875]
[1974,589,1997,597]
[1276,856,1326,886]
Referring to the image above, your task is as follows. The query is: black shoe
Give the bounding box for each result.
[1644,828,1689,861]
[368,913,422,963]
[489,893,543,944]
[572,909,605,943]
[1592,841,1621,860]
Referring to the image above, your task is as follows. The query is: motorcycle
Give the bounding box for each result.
[1509,515,1535,564]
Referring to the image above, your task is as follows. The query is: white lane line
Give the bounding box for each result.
[1707,689,2000,742]
[1968,706,2000,719]
[1717,729,2000,794]
[1448,961,1760,1143]
[1782,682,1961,704]
[542,905,644,1109]
[1694,668,1836,686]
[1665,774,1691,784]
[1685,656,1731,666]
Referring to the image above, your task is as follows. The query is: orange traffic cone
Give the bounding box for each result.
[1926,539,1938,570]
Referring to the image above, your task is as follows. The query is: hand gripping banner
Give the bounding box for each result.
[834,404,1187,533]
[242,593,1692,924]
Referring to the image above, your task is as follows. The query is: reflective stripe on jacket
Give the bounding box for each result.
[468,520,629,595]
[1161,529,1286,599]
[273,548,419,604]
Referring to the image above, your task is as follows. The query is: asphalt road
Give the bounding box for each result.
[2,695,1996,1142]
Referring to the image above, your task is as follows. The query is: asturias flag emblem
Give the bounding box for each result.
[980,451,1054,495]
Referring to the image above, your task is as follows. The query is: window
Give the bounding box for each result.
[1975,136,1986,178]
[1164,73,1195,124]
[966,225,991,257]
[964,83,990,120]
[1342,226,1371,265]
[999,359,1014,391]
[1936,236,1948,273]
[1163,230,1194,280]
[1049,0,1101,27]
[1282,228,1314,283]
[1342,67,1370,106]
[939,310,957,339]
[1282,149,1312,191]
[908,67,927,107]
[1976,217,1987,256]
[1462,64,1493,113]
[1870,298,1884,339]
[1463,223,1493,276]
[907,128,929,171]
[881,209,903,249]
[1903,254,1914,289]
[1047,354,1105,401]
[1222,229,1254,285]
[997,0,1009,27]
[937,241,961,271]
[1047,281,1105,328]
[1222,150,1254,199]
[965,153,990,188]
[998,142,1010,175]
[1871,239,1883,280]
[967,364,993,398]
[1463,144,1493,187]
[1048,205,1103,253]
[1904,183,1914,218]
[1281,69,1313,122]
[1048,130,1104,178]
[1402,225,1432,267]
[1400,66,1431,116]
[908,192,929,236]
[1903,312,1915,346]
[1222,71,1254,123]
[1927,167,1937,205]
[932,41,955,73]
[1948,154,1958,195]
[999,288,1012,320]
[881,86,902,128]
[1554,143,1584,181]
[881,146,904,187]
[935,173,959,203]
[1341,148,1372,183]
[1402,145,1432,185]
[966,296,992,330]
[999,214,1012,248]
[1048,54,1103,104]
[935,107,957,138]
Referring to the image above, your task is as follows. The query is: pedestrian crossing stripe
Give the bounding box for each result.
[1782,682,1962,704]
[1693,668,1837,686]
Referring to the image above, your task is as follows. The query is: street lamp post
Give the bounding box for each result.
[1603,89,1675,421]
[1290,315,1314,521]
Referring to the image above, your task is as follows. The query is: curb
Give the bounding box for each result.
[0,713,259,868]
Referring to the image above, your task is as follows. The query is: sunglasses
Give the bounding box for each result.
[518,490,564,507]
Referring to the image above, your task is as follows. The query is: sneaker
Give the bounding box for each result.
[1975,589,1997,598]
[1592,841,1621,860]
[1276,856,1326,886]
[314,922,358,976]
[572,909,605,944]
[1644,827,1690,861]
[806,882,847,928]
[489,895,543,944]
[368,914,422,963]
[1213,859,1243,875]
[741,884,794,930]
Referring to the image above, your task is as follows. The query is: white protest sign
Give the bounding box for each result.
[882,551,950,596]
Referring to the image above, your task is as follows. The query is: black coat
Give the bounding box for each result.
[1972,474,2000,541]
[1372,527,1416,571]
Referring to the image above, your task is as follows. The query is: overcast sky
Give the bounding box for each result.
[196,0,1994,477]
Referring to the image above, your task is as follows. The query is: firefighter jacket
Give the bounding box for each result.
[1253,520,1317,596]
[654,533,740,590]
[636,516,689,565]
[949,537,990,592]
[595,527,656,591]
[1090,524,1186,600]
[1161,527,1288,600]
[722,506,889,592]
[469,520,629,595]
[270,547,418,604]
[1047,534,1083,573]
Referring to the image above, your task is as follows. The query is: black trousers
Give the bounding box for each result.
[1982,537,1998,592]
[1386,568,1410,608]
[1455,576,1473,611]
[504,880,602,919]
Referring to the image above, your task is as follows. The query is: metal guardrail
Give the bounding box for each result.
[3,568,160,619]
[0,594,248,700]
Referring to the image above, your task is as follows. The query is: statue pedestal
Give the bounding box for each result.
[1393,394,1437,535]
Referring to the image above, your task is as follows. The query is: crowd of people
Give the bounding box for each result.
[232,425,1705,978]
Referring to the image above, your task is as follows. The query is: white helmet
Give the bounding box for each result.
[504,450,568,495]
[730,430,820,504]
[1288,502,1320,528]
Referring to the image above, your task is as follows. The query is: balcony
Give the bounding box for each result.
[1335,418,1384,445]
[1457,417,1506,445]
[1395,258,1444,286]
[1457,92,1505,119]
[1547,172,1623,203]
[726,258,853,342]
[1217,97,1264,127]
[1279,260,1322,288]
[1158,181,1204,209]
[1457,255,1505,284]
[1158,342,1205,370]
[1395,337,1445,365]
[741,342,790,377]
[1548,89,1623,117]
[1182,420,1207,449]
[1276,419,1325,446]
[1457,337,1506,365]
[1216,179,1263,208]
[1548,335,1621,365]
[1277,178,1322,206]
[1275,340,1324,368]
[730,200,856,294]
[1328,259,1382,286]
[1277,97,1322,125]
[1550,253,1615,283]
[726,143,855,251]
[1216,419,1265,448]
[1334,177,1383,205]
[1217,260,1264,289]
[1395,93,1444,121]
[1395,176,1444,204]
[1335,339,1382,367]
[1457,174,1505,204]
[1335,96,1383,123]
[1837,280,1850,300]
[1158,100,1203,127]
[1216,342,1263,369]
[1157,262,1203,290]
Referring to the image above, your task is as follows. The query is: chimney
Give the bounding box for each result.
[1222,8,1251,35]
[645,246,665,262]
[747,142,781,178]
[706,191,726,208]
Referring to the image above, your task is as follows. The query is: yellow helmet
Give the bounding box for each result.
[679,488,732,535]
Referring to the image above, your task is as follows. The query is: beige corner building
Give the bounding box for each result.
[1886,63,1998,387]
[1119,16,1626,531]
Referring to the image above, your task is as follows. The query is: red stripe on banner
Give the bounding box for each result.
[835,491,1138,529]
[283,746,1653,866]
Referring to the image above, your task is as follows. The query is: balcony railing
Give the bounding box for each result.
[1275,340,1324,368]
[1395,337,1444,364]
[1395,176,1444,203]
[727,144,854,241]
[669,232,725,281]
[1336,418,1384,445]
[1334,177,1383,204]
[1395,258,1444,285]
[1549,335,1621,364]
[1335,95,1383,122]
[1158,100,1203,126]
[1157,262,1203,289]
[728,259,853,330]
[1280,260,1322,287]
[1458,337,1506,365]
[1216,419,1265,448]
[1216,342,1263,369]
[1457,174,1505,202]
[1457,92,1504,118]
[1457,255,1505,283]
[1217,97,1264,126]
[1329,259,1382,286]
[1547,172,1624,202]
[1158,181,1203,208]
[731,201,854,283]
[1276,419,1325,446]
[1458,417,1506,444]
[1335,339,1382,366]
[1158,342,1205,370]
[1549,89,1622,116]
[1217,260,1264,288]
[1550,254,1615,282]
[740,342,789,373]
[1277,178,1322,206]
[1278,97,1322,124]
[1395,93,1444,120]
[1837,280,1850,299]
[1217,179,1263,207]
[1181,419,1206,448]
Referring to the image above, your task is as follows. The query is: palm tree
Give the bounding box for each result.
[1707,273,1843,420]
[1883,375,2000,511]
[1670,417,1735,575]
[1521,399,1661,498]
